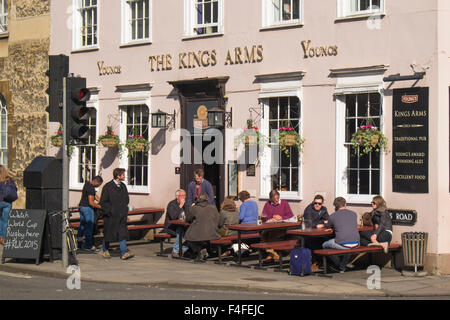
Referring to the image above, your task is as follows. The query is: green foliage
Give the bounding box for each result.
[350,124,388,156]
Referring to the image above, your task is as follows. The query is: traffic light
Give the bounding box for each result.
[65,77,91,145]
[45,55,69,122]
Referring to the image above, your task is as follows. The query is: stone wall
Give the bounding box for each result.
[15,0,50,18]
[0,0,50,209]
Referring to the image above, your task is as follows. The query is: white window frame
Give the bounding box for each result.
[118,96,151,194]
[262,0,303,28]
[69,98,99,190]
[0,0,7,35]
[121,0,152,45]
[335,88,385,204]
[258,74,303,200]
[72,0,99,50]
[183,0,224,38]
[337,0,385,19]
[0,94,7,166]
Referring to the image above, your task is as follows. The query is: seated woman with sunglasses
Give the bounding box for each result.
[302,195,329,229]
[359,196,392,253]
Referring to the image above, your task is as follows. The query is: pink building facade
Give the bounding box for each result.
[49,0,450,274]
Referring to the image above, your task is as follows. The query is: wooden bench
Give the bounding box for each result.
[250,239,299,270]
[314,243,402,274]
[210,232,261,264]
[153,232,174,256]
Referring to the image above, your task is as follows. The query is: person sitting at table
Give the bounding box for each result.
[228,191,259,257]
[163,189,190,258]
[302,195,330,270]
[359,195,392,254]
[322,197,360,273]
[184,193,223,261]
[218,197,239,257]
[260,189,297,262]
[186,168,215,207]
[238,190,258,225]
[302,195,329,228]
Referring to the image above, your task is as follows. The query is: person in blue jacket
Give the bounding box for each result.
[186,168,215,207]
[0,165,17,246]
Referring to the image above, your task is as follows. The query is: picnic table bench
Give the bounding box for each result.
[250,239,299,270]
[210,232,261,264]
[314,243,403,274]
[69,207,166,242]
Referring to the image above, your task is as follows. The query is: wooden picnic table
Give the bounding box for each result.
[286,225,374,247]
[227,221,302,266]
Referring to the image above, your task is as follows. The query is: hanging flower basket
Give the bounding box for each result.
[125,134,150,156]
[98,126,121,148]
[350,124,388,155]
[50,126,63,147]
[51,136,63,147]
[278,126,305,156]
[237,120,267,149]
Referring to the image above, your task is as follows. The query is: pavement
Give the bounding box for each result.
[1,241,450,298]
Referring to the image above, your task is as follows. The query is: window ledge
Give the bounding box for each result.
[260,22,304,31]
[120,40,152,48]
[128,188,150,195]
[0,32,9,39]
[182,32,224,41]
[71,46,100,54]
[335,12,385,22]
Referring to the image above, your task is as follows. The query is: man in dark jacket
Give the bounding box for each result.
[164,189,189,257]
[184,193,223,260]
[99,168,134,260]
[302,195,329,228]
[322,197,360,273]
[186,168,215,207]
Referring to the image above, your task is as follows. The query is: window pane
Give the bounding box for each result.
[348,169,358,194]
[282,0,291,21]
[371,170,380,194]
[359,152,370,169]
[271,168,280,191]
[213,0,218,22]
[291,168,298,191]
[371,151,380,169]
[360,0,371,11]
[280,168,290,191]
[272,0,281,22]
[346,95,356,118]
[359,170,370,194]
[345,118,356,143]
[357,94,368,117]
[293,0,300,19]
[290,97,300,119]
[279,97,289,120]
[269,98,278,119]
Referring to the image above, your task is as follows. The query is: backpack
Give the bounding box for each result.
[290,248,312,276]
[2,181,18,203]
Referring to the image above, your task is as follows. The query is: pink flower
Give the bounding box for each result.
[128,135,133,138]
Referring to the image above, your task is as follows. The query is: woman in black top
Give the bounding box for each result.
[359,196,393,253]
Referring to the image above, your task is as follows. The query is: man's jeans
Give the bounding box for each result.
[0,201,12,239]
[102,240,128,257]
[77,206,95,248]
[322,238,354,271]
[173,226,189,254]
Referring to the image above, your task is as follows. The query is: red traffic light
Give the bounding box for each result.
[71,87,91,103]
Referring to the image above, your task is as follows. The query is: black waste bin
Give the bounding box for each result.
[24,156,63,259]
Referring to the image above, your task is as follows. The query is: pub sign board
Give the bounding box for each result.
[386,209,417,226]
[392,87,429,193]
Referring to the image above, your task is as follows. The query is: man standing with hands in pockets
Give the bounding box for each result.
[100,168,134,260]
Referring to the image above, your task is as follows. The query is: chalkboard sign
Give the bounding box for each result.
[392,87,429,193]
[1,209,47,265]
[386,209,417,226]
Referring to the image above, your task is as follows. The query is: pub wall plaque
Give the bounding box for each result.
[392,87,429,193]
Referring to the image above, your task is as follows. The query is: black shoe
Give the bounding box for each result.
[327,264,344,274]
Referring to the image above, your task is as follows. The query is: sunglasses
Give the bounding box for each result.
[313,202,323,206]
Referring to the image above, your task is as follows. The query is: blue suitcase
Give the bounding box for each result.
[290,248,312,276]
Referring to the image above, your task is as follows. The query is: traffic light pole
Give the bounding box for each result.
[62,77,69,268]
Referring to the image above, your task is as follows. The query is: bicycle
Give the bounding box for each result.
[50,209,79,265]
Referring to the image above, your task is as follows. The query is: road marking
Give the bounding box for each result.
[0,271,32,279]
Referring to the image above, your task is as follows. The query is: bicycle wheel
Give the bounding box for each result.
[66,229,79,265]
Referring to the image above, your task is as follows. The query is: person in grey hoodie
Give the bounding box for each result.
[322,197,360,273]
